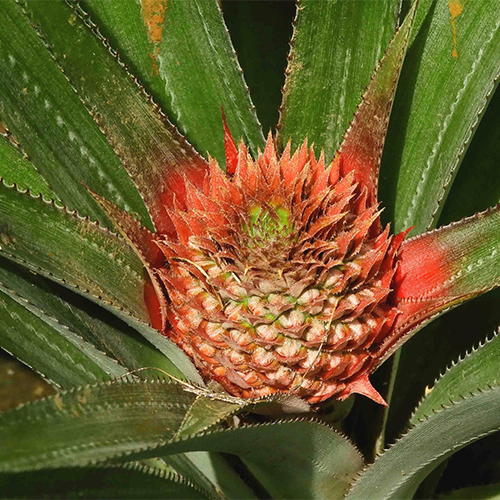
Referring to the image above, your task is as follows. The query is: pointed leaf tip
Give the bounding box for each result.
[335,1,417,205]
[222,107,238,175]
[340,375,388,406]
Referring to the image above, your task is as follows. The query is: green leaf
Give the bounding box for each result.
[0,287,113,388]
[439,86,500,226]
[0,256,186,383]
[0,379,197,472]
[411,330,500,424]
[437,482,500,500]
[0,464,209,499]
[166,452,259,500]
[0,180,201,382]
[0,136,55,200]
[346,386,500,500]
[221,1,295,134]
[20,0,209,232]
[351,334,500,499]
[0,181,147,322]
[0,0,150,227]
[380,0,500,233]
[141,421,364,500]
[0,379,363,499]
[385,288,500,445]
[82,0,265,167]
[277,0,401,161]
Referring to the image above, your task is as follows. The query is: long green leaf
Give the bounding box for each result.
[0,256,185,382]
[0,380,363,500]
[346,386,500,500]
[0,288,114,388]
[0,379,197,472]
[82,0,265,167]
[385,288,500,444]
[350,340,500,500]
[380,0,500,233]
[277,0,401,161]
[0,464,209,499]
[132,422,364,500]
[0,180,147,321]
[439,85,500,226]
[0,180,202,379]
[21,0,210,232]
[0,0,150,227]
[411,330,500,424]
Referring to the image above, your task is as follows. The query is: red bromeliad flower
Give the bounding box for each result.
[91,4,499,407]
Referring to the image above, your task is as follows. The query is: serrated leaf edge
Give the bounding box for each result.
[0,178,149,322]
[408,327,500,425]
[426,65,500,230]
[0,126,56,202]
[347,384,500,497]
[0,277,129,386]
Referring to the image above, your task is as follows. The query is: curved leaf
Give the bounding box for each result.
[385,288,500,445]
[0,256,185,383]
[0,380,363,500]
[0,180,147,321]
[411,330,500,424]
[0,0,149,227]
[0,180,202,383]
[81,0,264,167]
[0,464,209,499]
[0,379,197,472]
[347,386,500,500]
[157,422,363,500]
[380,0,500,233]
[277,0,401,161]
[0,287,115,388]
[21,0,209,234]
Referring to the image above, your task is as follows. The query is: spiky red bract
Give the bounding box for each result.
[146,133,409,404]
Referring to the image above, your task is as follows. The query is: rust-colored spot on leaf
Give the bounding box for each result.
[448,0,464,59]
[77,387,91,405]
[142,0,168,76]
[53,393,64,412]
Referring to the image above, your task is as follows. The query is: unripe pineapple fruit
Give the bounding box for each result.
[146,131,409,405]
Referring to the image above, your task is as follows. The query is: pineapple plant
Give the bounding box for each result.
[0,0,499,498]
